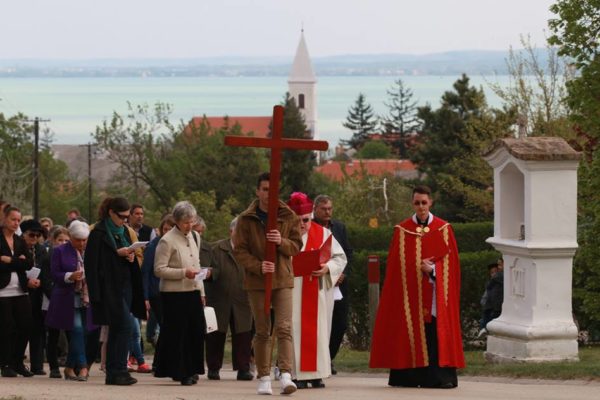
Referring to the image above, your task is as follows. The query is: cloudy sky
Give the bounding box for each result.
[2,0,556,59]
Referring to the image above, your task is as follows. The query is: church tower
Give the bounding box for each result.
[288,30,317,139]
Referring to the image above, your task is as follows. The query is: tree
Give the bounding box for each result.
[410,74,514,221]
[279,93,316,196]
[487,34,571,138]
[341,93,378,150]
[356,141,392,159]
[548,0,600,333]
[381,79,420,157]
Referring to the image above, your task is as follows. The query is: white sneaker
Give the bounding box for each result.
[279,372,297,395]
[257,376,273,395]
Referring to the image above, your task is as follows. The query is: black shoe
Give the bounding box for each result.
[236,370,254,381]
[435,382,457,389]
[192,374,199,383]
[310,378,325,388]
[13,364,34,377]
[331,364,337,375]
[49,369,62,379]
[1,366,18,378]
[181,376,195,386]
[105,374,138,385]
[207,369,220,380]
[32,369,47,376]
[293,379,308,389]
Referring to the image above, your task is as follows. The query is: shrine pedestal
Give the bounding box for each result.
[483,138,581,363]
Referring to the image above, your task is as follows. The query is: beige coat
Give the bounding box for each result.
[154,227,203,293]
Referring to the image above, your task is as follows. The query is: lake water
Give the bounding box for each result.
[0,75,511,146]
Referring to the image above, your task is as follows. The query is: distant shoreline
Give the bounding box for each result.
[0,49,557,78]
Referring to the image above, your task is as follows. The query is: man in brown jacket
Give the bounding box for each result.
[233,172,302,395]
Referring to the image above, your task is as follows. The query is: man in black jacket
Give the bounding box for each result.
[312,195,353,374]
[20,219,49,376]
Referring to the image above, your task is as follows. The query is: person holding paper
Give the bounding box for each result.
[205,217,254,381]
[84,197,146,386]
[153,201,206,386]
[369,185,465,389]
[0,206,35,378]
[46,220,93,381]
[20,219,50,376]
[287,192,346,389]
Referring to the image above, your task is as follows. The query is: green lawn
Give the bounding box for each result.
[334,346,600,381]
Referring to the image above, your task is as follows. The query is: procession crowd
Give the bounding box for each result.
[0,172,465,395]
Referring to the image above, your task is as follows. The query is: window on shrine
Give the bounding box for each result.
[298,94,305,109]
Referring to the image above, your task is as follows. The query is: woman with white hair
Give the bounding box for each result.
[46,220,92,381]
[153,201,206,386]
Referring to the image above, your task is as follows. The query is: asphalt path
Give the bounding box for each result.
[1,367,598,400]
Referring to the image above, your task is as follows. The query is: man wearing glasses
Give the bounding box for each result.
[370,185,465,389]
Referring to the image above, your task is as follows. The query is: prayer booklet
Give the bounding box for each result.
[127,241,149,251]
[293,234,333,277]
[194,268,209,281]
[204,306,218,333]
[26,266,41,280]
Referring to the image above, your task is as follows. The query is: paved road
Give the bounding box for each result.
[1,368,598,400]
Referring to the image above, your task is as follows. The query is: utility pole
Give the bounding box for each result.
[30,117,50,220]
[80,143,94,222]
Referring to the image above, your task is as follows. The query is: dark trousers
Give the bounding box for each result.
[29,308,46,371]
[205,314,252,372]
[389,318,458,388]
[47,327,60,370]
[329,297,348,361]
[148,295,163,335]
[0,295,33,368]
[86,327,100,368]
[106,292,133,377]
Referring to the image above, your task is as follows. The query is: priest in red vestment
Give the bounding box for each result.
[369,185,465,388]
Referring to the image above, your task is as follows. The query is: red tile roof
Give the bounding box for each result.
[188,116,271,138]
[315,159,418,181]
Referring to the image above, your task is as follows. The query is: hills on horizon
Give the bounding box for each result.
[0,49,555,77]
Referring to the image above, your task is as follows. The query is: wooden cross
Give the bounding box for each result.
[225,105,328,314]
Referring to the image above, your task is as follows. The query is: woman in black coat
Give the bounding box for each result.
[0,206,35,378]
[84,197,145,386]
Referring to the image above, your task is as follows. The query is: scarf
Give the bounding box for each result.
[105,218,130,249]
[75,249,90,306]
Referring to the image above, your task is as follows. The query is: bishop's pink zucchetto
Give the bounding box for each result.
[287,192,313,216]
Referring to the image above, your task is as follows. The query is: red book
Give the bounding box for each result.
[293,234,333,277]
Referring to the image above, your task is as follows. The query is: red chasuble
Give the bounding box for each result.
[369,216,465,369]
[293,222,326,371]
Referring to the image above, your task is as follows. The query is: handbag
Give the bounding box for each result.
[204,306,218,334]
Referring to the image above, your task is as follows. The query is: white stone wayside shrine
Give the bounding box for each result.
[483,137,581,363]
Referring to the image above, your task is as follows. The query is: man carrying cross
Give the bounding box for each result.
[233,172,302,395]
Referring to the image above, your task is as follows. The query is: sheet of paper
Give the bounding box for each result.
[27,266,41,280]
[195,268,209,281]
[333,286,343,301]
[128,241,149,251]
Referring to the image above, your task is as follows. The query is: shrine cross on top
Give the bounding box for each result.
[224,105,328,314]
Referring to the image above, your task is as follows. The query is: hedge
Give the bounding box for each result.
[346,248,501,350]
[347,221,494,254]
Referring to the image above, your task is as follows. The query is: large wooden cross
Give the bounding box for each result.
[225,105,328,314]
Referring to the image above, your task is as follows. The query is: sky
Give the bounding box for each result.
[1,0,558,59]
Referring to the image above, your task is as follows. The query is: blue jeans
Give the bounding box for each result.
[129,314,144,364]
[146,308,159,342]
[66,308,87,369]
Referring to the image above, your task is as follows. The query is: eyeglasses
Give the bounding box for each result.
[26,232,41,238]
[114,212,129,220]
[413,201,429,206]
[301,218,311,223]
